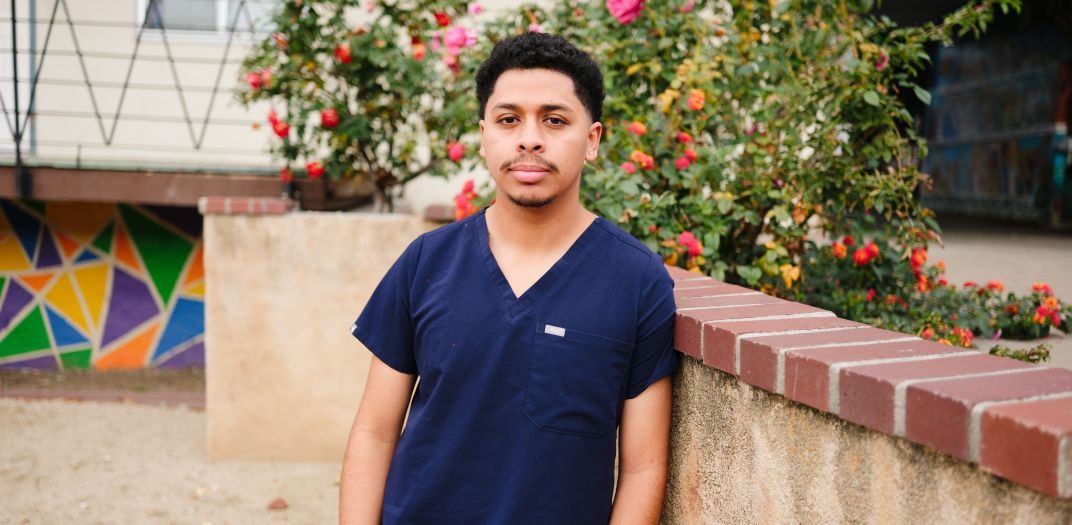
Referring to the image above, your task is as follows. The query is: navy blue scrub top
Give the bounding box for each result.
[351,207,679,524]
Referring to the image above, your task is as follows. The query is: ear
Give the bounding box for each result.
[479,119,486,158]
[585,121,603,162]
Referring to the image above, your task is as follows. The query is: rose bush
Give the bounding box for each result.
[238,0,484,209]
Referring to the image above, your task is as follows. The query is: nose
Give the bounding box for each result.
[516,120,544,154]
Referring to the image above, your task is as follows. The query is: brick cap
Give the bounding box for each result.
[198,196,294,216]
[668,264,1072,500]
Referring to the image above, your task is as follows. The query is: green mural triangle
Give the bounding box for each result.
[119,205,193,306]
[0,276,6,296]
[91,222,114,255]
[59,348,92,369]
[0,305,51,358]
[23,200,45,216]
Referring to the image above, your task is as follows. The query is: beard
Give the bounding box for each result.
[505,192,555,208]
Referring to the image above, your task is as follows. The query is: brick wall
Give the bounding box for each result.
[665,263,1072,502]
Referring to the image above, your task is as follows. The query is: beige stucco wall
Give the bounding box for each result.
[204,211,436,461]
[664,356,1072,524]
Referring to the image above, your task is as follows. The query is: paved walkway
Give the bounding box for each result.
[927,217,1072,369]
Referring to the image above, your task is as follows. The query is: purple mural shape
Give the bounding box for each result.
[101,268,159,348]
[158,341,205,368]
[0,280,34,331]
[36,227,62,268]
[0,353,58,369]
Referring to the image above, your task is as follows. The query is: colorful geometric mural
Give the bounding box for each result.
[0,199,204,369]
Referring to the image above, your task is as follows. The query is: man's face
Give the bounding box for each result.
[479,68,602,209]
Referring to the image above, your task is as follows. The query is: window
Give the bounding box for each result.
[138,0,276,34]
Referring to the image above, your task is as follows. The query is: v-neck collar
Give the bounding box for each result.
[472,207,601,322]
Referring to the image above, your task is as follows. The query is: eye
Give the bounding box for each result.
[545,116,567,126]
[498,116,519,125]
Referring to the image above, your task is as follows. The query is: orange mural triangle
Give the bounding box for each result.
[114,224,142,272]
[19,272,56,293]
[54,230,81,260]
[95,321,160,370]
[182,245,204,286]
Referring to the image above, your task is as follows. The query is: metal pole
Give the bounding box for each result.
[28,0,35,155]
[11,0,30,198]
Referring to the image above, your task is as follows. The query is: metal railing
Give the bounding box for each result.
[1,0,280,198]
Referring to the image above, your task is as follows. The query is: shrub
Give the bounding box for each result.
[238,0,482,209]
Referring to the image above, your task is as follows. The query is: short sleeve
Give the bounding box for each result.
[350,235,424,375]
[624,257,680,399]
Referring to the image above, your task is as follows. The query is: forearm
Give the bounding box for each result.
[608,466,667,525]
[339,427,399,525]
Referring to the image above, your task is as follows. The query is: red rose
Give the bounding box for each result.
[677,132,693,143]
[279,167,293,183]
[684,148,698,161]
[852,248,870,266]
[334,44,352,64]
[674,156,691,170]
[434,12,451,26]
[306,161,325,179]
[320,108,341,128]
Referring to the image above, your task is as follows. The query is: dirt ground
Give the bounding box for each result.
[0,397,339,525]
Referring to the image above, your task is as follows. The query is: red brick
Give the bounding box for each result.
[665,265,705,282]
[672,283,745,299]
[199,196,293,216]
[746,326,912,351]
[980,396,1072,498]
[674,302,831,362]
[424,203,455,223]
[676,292,778,310]
[702,317,863,376]
[835,351,1023,432]
[905,367,1072,461]
[739,327,913,395]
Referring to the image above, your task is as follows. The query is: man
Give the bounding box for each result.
[340,32,679,524]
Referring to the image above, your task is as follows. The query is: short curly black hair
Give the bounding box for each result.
[475,32,605,123]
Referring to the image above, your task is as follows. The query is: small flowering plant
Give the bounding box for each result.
[795,221,1070,362]
[237,0,482,210]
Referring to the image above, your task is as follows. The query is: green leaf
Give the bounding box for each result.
[863,91,881,106]
[913,85,932,105]
[737,265,762,285]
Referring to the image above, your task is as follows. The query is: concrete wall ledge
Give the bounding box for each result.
[664,264,1072,501]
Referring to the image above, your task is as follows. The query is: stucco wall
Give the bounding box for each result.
[664,356,1072,524]
[204,211,435,461]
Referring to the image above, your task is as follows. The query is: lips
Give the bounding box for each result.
[508,164,550,184]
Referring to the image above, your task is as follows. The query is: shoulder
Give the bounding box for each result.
[589,217,671,287]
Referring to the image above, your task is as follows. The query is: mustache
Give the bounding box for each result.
[500,155,558,174]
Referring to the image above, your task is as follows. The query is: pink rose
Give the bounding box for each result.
[528,23,542,33]
[448,142,465,162]
[674,156,691,170]
[443,26,478,50]
[621,161,636,174]
[468,3,483,15]
[606,0,644,24]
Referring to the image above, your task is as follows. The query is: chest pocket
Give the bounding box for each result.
[524,322,634,438]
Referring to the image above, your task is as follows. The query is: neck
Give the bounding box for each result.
[485,193,594,253]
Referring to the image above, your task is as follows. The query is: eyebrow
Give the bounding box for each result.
[490,102,575,114]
